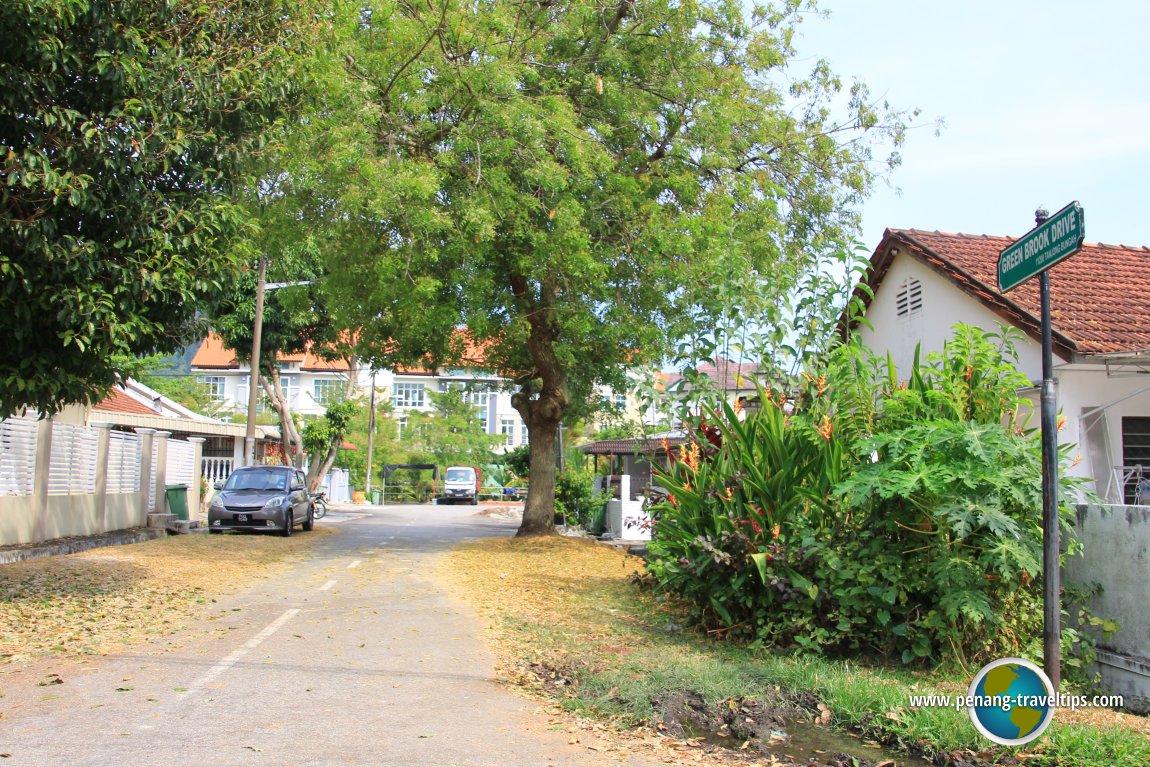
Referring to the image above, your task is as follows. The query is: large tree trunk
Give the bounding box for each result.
[305,360,358,491]
[305,444,339,493]
[510,276,568,537]
[261,367,304,468]
[514,396,562,537]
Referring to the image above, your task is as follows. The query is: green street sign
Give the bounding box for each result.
[998,202,1084,292]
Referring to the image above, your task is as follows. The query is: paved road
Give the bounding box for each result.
[0,505,661,767]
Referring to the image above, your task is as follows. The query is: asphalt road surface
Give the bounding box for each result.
[0,504,663,767]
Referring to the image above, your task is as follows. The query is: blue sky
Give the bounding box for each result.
[793,1,1150,249]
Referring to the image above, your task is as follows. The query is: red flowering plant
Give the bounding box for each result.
[645,380,845,636]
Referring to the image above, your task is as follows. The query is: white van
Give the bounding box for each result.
[443,466,480,505]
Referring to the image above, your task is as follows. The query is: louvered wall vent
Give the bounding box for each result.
[896,277,923,318]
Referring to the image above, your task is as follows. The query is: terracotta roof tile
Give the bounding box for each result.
[864,229,1150,356]
[580,435,687,455]
[189,334,237,369]
[190,334,350,371]
[665,356,759,392]
[93,388,159,416]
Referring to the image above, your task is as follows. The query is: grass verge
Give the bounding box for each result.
[441,536,1150,767]
[0,528,334,664]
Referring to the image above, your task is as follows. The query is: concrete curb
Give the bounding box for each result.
[0,527,167,565]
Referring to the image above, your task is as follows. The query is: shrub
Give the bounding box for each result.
[554,467,608,529]
[646,325,1087,669]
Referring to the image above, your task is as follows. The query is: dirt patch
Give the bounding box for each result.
[472,505,524,520]
[655,690,788,743]
[0,527,336,665]
[651,690,928,767]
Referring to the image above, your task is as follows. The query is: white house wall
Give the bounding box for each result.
[859,253,1150,494]
[858,255,1048,380]
[389,373,529,450]
[1059,368,1150,500]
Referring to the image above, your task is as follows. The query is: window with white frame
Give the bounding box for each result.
[613,393,627,410]
[520,422,528,445]
[396,415,409,437]
[313,378,341,405]
[196,375,226,401]
[440,381,493,428]
[393,382,426,408]
[237,376,270,414]
[500,418,516,447]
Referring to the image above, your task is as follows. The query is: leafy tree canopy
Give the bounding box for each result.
[405,389,503,468]
[0,0,320,416]
[307,0,911,534]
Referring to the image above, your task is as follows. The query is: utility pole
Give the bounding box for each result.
[244,255,267,466]
[365,374,377,495]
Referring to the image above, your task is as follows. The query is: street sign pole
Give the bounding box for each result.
[1035,210,1061,693]
[999,203,1085,693]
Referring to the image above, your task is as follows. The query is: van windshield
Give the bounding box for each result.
[445,468,474,483]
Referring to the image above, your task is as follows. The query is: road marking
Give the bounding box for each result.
[319,579,337,591]
[185,608,299,693]
[347,560,362,569]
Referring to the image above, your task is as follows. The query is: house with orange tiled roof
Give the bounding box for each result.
[849,226,1150,712]
[191,331,650,455]
[847,227,1150,504]
[190,332,535,452]
[190,334,358,418]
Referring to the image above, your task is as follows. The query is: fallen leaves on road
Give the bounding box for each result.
[0,529,334,666]
[438,537,741,765]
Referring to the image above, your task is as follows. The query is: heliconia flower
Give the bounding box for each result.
[771,523,781,540]
[1057,414,1066,431]
[1071,454,1082,468]
[817,415,833,441]
[688,441,701,470]
[817,375,828,396]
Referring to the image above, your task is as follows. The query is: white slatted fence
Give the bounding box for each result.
[107,431,142,494]
[0,416,39,496]
[47,423,99,496]
[165,439,196,486]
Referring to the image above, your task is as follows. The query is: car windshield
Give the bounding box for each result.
[445,469,473,482]
[224,469,289,492]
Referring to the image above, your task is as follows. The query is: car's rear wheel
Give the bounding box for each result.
[302,504,314,532]
[280,511,294,537]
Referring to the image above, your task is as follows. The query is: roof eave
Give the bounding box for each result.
[846,230,1079,362]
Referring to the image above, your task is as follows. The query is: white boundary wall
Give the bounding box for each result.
[0,415,204,545]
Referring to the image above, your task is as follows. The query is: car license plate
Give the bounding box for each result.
[237,514,249,522]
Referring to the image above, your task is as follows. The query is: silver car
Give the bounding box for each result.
[208,466,314,536]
